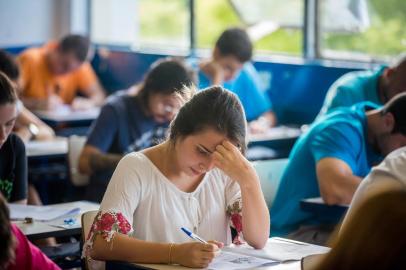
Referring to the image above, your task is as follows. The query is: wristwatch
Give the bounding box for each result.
[28,123,39,140]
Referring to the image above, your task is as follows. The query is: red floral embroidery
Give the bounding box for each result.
[83,210,132,258]
[227,200,244,245]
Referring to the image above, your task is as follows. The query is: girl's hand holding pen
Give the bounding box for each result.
[171,240,223,268]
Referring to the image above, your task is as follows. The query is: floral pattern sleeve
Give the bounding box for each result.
[82,210,132,258]
[227,199,244,245]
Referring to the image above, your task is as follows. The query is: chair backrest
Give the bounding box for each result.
[81,210,104,270]
[253,158,289,208]
[68,135,89,186]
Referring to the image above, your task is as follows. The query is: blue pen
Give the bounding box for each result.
[181,227,208,244]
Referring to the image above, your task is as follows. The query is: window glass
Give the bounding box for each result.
[319,0,406,61]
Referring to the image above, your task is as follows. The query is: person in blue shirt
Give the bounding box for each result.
[197,27,276,131]
[271,93,406,243]
[318,55,406,117]
[78,58,196,202]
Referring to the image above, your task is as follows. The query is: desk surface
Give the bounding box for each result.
[14,200,99,240]
[106,237,329,270]
[33,105,100,123]
[300,197,349,222]
[26,137,68,157]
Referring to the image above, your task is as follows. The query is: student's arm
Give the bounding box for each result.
[91,234,220,268]
[15,106,55,142]
[213,141,270,249]
[78,103,119,174]
[248,110,277,133]
[316,158,362,205]
[78,145,122,175]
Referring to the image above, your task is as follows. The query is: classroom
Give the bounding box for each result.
[1,0,406,269]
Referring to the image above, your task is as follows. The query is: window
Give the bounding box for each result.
[319,0,406,61]
[195,0,303,56]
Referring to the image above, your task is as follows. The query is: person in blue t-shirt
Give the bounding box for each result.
[197,27,276,131]
[318,55,406,117]
[271,93,406,243]
[78,58,196,202]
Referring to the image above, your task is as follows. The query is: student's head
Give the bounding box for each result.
[169,86,247,177]
[137,58,197,124]
[314,190,406,270]
[0,50,19,82]
[47,34,90,75]
[380,55,406,103]
[213,27,253,82]
[0,193,15,269]
[0,72,18,148]
[372,92,406,156]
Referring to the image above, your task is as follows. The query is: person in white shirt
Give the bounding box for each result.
[340,146,406,231]
[83,86,270,268]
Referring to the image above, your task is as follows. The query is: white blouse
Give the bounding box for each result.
[99,152,242,245]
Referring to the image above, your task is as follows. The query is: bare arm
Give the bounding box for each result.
[213,141,270,249]
[15,106,55,142]
[78,145,123,175]
[91,233,220,268]
[316,157,362,205]
[248,110,278,133]
[72,82,105,110]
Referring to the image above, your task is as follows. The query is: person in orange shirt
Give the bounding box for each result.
[18,34,105,111]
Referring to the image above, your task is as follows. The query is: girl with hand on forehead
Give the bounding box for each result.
[83,86,270,269]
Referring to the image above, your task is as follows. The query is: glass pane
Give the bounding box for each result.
[319,0,406,61]
[196,0,303,56]
[138,0,189,51]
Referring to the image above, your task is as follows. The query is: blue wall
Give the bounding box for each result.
[91,50,362,125]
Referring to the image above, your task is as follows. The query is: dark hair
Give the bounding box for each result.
[381,92,406,135]
[0,71,18,106]
[58,34,90,62]
[215,27,252,63]
[169,86,247,154]
[314,190,406,270]
[0,193,15,269]
[0,50,19,81]
[137,57,197,109]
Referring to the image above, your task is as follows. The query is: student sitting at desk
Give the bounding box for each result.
[305,190,406,270]
[196,27,277,131]
[0,72,27,204]
[271,93,406,244]
[0,193,60,270]
[18,34,105,111]
[83,86,270,268]
[0,50,55,142]
[79,58,196,202]
[318,55,406,117]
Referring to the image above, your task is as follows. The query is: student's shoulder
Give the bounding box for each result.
[5,133,25,151]
[18,46,43,63]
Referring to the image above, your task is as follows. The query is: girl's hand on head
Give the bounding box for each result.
[172,240,223,268]
[213,141,258,186]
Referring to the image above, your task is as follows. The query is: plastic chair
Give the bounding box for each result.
[68,135,89,186]
[252,158,289,208]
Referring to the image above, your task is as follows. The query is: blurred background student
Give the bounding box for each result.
[0,71,27,204]
[0,50,55,143]
[79,58,196,202]
[304,190,406,270]
[18,34,105,111]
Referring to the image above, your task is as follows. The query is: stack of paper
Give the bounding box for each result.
[8,204,80,221]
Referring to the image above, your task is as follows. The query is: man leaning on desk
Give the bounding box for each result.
[18,34,105,111]
[271,93,406,245]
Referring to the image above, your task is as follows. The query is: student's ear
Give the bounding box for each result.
[383,112,395,133]
[213,47,221,60]
[383,67,396,81]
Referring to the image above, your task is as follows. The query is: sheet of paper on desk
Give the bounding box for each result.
[8,204,80,221]
[208,251,278,270]
[222,237,330,262]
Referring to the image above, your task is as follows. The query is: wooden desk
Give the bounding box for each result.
[13,200,99,240]
[106,237,329,270]
[300,197,349,222]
